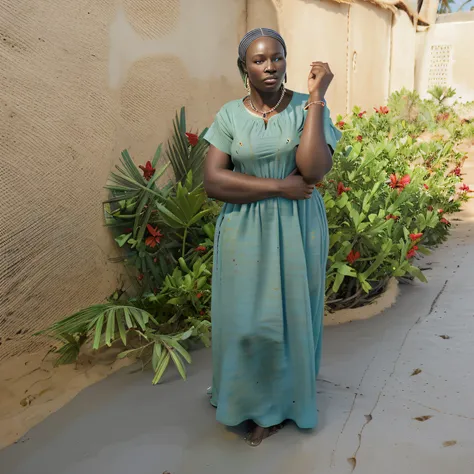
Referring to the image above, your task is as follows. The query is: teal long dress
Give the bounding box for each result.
[204,92,341,429]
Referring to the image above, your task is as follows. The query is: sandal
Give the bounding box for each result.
[244,422,285,447]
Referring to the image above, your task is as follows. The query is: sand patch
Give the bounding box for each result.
[0,345,133,450]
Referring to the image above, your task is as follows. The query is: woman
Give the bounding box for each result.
[203,28,341,446]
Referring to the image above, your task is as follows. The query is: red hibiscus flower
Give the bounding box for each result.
[195,245,207,252]
[427,205,434,211]
[336,121,345,129]
[440,218,451,226]
[406,246,418,259]
[139,161,155,180]
[452,166,461,176]
[438,209,444,214]
[196,292,203,299]
[346,249,361,265]
[358,111,367,118]
[460,183,471,192]
[185,132,199,147]
[374,106,389,115]
[409,233,423,242]
[337,182,351,196]
[389,174,411,190]
[385,214,399,220]
[423,184,429,190]
[356,135,363,142]
[145,225,163,248]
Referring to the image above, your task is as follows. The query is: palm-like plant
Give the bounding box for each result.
[167,107,209,187]
[37,109,213,383]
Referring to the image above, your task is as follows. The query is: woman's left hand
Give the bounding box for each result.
[308,62,334,101]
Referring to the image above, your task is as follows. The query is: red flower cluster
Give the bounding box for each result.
[389,174,410,191]
[374,106,389,115]
[346,249,361,265]
[452,166,461,176]
[356,135,363,142]
[358,111,367,118]
[440,217,451,226]
[385,214,399,221]
[185,132,199,147]
[423,184,429,190]
[195,245,207,253]
[337,182,351,196]
[460,183,471,193]
[139,161,155,180]
[406,246,418,259]
[336,121,345,129]
[145,225,163,248]
[409,233,423,242]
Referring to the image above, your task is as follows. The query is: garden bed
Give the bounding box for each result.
[35,87,474,385]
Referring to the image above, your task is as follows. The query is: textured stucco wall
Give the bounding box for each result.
[416,12,474,102]
[0,0,246,361]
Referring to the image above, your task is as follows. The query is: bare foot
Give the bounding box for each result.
[244,422,284,447]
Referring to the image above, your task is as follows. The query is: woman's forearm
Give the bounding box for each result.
[204,169,282,204]
[295,103,333,184]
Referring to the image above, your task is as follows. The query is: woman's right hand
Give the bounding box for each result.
[279,169,315,200]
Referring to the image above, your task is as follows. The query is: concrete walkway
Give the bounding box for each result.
[1,166,473,474]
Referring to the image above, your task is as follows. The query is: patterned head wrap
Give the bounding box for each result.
[237,28,287,82]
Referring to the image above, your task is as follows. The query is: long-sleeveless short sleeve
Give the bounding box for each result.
[204,106,234,155]
[297,95,342,151]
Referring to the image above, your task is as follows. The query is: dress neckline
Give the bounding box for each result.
[240,91,298,125]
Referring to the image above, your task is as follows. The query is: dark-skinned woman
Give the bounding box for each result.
[203,28,341,447]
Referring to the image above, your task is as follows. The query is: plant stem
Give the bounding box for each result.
[182,227,188,258]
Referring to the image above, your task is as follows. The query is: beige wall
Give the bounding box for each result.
[0,0,245,361]
[390,11,416,94]
[248,0,395,115]
[416,12,474,102]
[347,3,392,111]
[0,0,416,362]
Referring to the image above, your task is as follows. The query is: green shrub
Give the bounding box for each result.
[37,91,472,383]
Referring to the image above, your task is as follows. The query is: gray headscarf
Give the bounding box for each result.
[237,28,287,83]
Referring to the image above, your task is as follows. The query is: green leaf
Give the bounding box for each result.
[123,307,134,328]
[154,202,186,228]
[152,342,162,371]
[332,272,345,293]
[152,144,163,167]
[105,310,116,347]
[337,264,357,277]
[169,350,187,380]
[93,314,105,350]
[152,352,171,384]
[115,233,132,247]
[116,312,127,346]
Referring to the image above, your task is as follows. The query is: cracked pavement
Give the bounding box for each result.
[1,158,473,474]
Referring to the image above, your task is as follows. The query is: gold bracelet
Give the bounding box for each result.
[304,100,325,110]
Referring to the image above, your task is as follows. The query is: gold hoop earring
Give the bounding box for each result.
[245,74,251,95]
